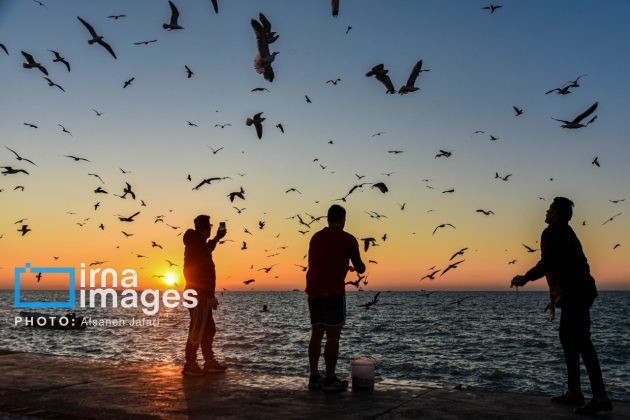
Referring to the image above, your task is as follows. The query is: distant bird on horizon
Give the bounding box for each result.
[602,213,622,226]
[64,155,90,162]
[482,5,503,13]
[0,43,8,55]
[346,26,352,34]
[433,223,455,235]
[435,150,452,159]
[449,247,468,261]
[609,199,625,204]
[48,50,70,72]
[326,78,341,85]
[1,166,29,175]
[243,279,255,285]
[185,65,194,78]
[92,108,104,116]
[565,74,587,88]
[545,85,572,95]
[18,224,31,236]
[358,292,381,310]
[476,209,495,216]
[441,259,464,277]
[513,106,523,116]
[214,123,232,128]
[134,40,158,46]
[495,172,512,181]
[163,1,184,30]
[420,270,440,281]
[592,157,600,167]
[21,51,48,75]
[305,95,312,103]
[522,243,538,253]
[228,187,245,202]
[123,77,135,88]
[43,77,65,92]
[552,102,598,129]
[107,14,126,20]
[118,211,140,222]
[398,60,430,95]
[361,237,377,252]
[77,17,117,59]
[246,112,265,139]
[366,64,395,94]
[5,147,37,166]
[613,243,621,250]
[192,176,230,190]
[23,123,38,128]
[276,123,284,133]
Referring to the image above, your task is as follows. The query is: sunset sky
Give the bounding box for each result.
[1,0,629,292]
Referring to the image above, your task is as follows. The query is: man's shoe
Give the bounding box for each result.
[308,374,324,390]
[322,376,348,392]
[551,392,585,406]
[203,359,228,373]
[182,363,205,376]
[574,398,613,415]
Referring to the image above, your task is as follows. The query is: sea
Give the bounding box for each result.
[1,290,629,400]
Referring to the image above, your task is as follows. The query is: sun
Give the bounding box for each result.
[164,272,178,287]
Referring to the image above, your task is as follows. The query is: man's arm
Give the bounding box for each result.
[205,229,227,251]
[349,238,366,274]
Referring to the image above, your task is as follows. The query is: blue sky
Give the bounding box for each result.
[1,0,629,290]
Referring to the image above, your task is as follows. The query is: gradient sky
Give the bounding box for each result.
[1,0,629,292]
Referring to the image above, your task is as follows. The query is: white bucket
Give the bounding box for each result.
[351,358,376,390]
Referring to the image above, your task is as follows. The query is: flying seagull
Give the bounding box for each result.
[251,15,279,82]
[134,40,158,46]
[21,51,48,75]
[246,112,265,139]
[185,65,194,78]
[1,166,30,175]
[5,147,37,166]
[107,14,126,20]
[398,60,429,95]
[482,5,503,13]
[513,106,523,116]
[432,223,455,235]
[49,50,70,72]
[43,77,65,92]
[77,17,117,59]
[163,1,184,30]
[0,43,8,55]
[552,102,598,129]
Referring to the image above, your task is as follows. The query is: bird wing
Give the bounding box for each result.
[211,0,218,13]
[374,73,395,93]
[21,51,35,64]
[254,121,263,139]
[251,19,270,57]
[263,64,275,82]
[168,1,180,25]
[259,13,272,33]
[0,43,8,55]
[77,16,98,38]
[97,39,117,59]
[572,102,598,124]
[405,60,423,87]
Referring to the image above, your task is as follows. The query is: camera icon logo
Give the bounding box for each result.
[14,263,76,309]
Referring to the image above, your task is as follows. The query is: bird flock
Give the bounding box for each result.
[0,1,627,296]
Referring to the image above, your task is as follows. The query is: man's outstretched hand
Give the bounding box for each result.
[511,275,528,288]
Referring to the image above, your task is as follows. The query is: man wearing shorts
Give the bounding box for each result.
[306,205,366,391]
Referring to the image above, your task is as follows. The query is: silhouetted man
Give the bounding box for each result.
[306,205,366,391]
[512,197,612,415]
[182,215,227,376]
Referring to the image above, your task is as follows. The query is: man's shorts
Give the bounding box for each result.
[308,295,346,327]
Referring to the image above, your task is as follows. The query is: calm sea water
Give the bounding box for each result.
[1,290,629,400]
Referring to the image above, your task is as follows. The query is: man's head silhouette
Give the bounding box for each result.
[194,215,211,238]
[546,196,574,224]
[327,205,346,229]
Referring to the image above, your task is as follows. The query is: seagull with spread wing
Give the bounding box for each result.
[552,102,598,129]
[398,60,429,95]
[77,17,117,59]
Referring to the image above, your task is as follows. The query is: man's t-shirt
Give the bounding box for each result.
[183,229,217,298]
[306,227,361,298]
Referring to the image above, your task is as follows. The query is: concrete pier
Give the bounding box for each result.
[0,351,627,419]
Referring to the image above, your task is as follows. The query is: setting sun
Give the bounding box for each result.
[164,272,178,287]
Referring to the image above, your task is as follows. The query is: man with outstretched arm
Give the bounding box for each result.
[511,197,612,415]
